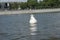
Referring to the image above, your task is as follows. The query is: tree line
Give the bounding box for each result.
[9,0,60,10]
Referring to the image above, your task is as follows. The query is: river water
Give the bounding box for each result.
[0,12,60,40]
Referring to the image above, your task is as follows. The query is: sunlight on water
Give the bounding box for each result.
[29,23,37,35]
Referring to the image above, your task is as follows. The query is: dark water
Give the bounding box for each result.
[0,12,60,40]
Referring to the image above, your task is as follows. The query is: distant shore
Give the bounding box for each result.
[0,8,60,15]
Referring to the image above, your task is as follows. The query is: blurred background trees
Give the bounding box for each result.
[27,0,37,9]
[20,2,27,9]
[9,0,60,10]
[9,2,19,10]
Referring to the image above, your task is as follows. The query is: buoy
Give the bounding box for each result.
[29,14,37,24]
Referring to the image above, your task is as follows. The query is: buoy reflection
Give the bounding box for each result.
[30,23,37,35]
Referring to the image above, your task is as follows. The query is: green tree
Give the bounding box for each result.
[27,0,38,9]
[43,0,60,8]
[10,2,19,10]
[20,2,28,9]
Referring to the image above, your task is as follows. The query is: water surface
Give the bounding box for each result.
[0,12,60,40]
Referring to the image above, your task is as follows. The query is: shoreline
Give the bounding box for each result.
[0,8,60,15]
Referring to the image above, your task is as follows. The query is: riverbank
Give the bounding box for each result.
[0,8,60,15]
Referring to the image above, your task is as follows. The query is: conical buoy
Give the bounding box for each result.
[29,14,37,24]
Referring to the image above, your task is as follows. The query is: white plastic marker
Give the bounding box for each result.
[29,14,37,24]
[29,14,37,35]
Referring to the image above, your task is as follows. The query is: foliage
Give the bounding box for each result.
[9,2,19,10]
[20,2,28,9]
[27,0,38,9]
[9,0,60,10]
[42,0,60,8]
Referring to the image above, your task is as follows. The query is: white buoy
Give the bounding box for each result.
[29,14,37,24]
